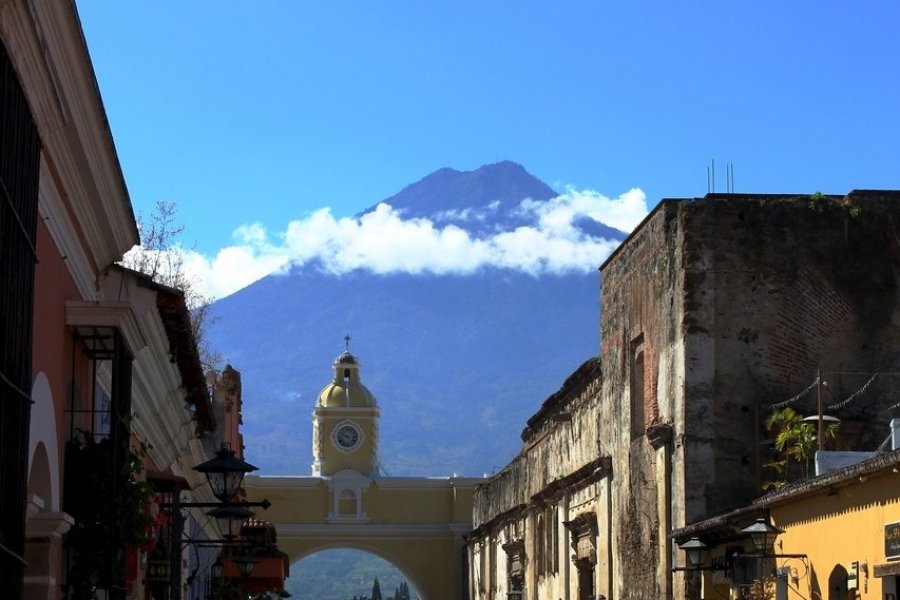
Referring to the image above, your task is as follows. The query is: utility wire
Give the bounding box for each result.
[770,377,818,409]
[826,374,877,410]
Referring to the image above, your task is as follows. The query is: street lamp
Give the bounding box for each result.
[193,443,259,502]
[163,444,268,598]
[679,537,709,569]
[208,505,254,539]
[740,518,784,554]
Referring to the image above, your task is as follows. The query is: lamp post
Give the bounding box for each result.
[739,518,784,554]
[208,505,255,540]
[165,443,270,599]
[679,538,709,569]
[193,443,258,503]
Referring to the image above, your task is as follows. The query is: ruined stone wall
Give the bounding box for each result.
[600,204,683,600]
[599,190,900,600]
[678,192,900,521]
[472,359,602,526]
[468,359,605,600]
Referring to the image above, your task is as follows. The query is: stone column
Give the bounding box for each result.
[23,499,74,600]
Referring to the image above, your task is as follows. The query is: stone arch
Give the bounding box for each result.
[23,373,73,600]
[290,542,427,600]
[28,372,59,511]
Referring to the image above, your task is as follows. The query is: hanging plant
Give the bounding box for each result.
[63,431,154,600]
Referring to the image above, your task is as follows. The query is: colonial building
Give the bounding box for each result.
[601,190,900,599]
[467,190,900,600]
[0,2,257,598]
[246,348,482,600]
[466,358,607,600]
[672,420,900,600]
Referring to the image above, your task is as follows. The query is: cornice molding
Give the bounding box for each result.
[37,159,96,300]
[65,300,146,357]
[277,522,466,539]
[1,0,137,269]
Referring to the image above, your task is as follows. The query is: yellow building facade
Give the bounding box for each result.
[245,349,483,600]
[766,449,900,600]
[673,426,900,600]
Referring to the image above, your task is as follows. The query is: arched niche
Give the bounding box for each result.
[28,372,59,511]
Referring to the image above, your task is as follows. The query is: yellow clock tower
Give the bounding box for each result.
[311,344,380,477]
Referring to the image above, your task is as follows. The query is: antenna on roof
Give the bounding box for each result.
[707,159,716,194]
[707,160,736,194]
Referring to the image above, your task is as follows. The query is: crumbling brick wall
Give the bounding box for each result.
[600,190,900,599]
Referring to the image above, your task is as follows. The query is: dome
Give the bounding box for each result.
[335,351,358,365]
[317,381,377,408]
[317,348,377,408]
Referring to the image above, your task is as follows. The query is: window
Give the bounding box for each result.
[631,334,646,439]
[503,540,525,600]
[338,489,357,516]
[0,35,41,594]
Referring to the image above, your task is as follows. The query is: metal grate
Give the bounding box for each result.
[0,34,41,595]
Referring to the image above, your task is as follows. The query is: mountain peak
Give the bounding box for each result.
[364,162,557,220]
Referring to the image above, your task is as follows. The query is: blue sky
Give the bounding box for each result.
[78,1,900,297]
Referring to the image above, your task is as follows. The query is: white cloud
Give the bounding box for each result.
[149,187,648,301]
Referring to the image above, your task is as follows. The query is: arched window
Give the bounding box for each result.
[338,489,357,516]
[632,349,645,439]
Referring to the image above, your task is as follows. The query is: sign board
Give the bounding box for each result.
[886,522,900,561]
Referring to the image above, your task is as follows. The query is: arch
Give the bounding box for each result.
[247,473,479,600]
[289,543,427,599]
[28,372,60,511]
[827,564,848,600]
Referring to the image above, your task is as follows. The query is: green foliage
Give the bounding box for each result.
[807,191,826,212]
[63,433,154,600]
[763,407,839,489]
[371,577,383,600]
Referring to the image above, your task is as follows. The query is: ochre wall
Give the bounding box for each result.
[771,470,900,600]
[246,475,477,600]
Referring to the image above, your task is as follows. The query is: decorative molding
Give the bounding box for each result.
[564,511,598,565]
[277,522,466,539]
[647,422,673,449]
[65,300,147,357]
[37,161,96,300]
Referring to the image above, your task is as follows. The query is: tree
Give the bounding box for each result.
[371,577,383,600]
[764,406,839,488]
[120,200,221,371]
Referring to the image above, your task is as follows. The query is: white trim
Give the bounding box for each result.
[245,475,324,490]
[277,522,472,538]
[37,159,96,300]
[65,300,147,357]
[27,372,60,511]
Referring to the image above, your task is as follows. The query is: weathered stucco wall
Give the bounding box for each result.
[600,190,900,600]
[600,203,683,600]
[469,359,607,600]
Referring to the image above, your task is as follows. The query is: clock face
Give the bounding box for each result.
[334,423,361,451]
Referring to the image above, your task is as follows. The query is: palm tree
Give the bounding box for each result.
[764,407,839,485]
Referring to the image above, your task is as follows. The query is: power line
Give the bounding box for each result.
[826,374,877,410]
[770,377,818,409]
